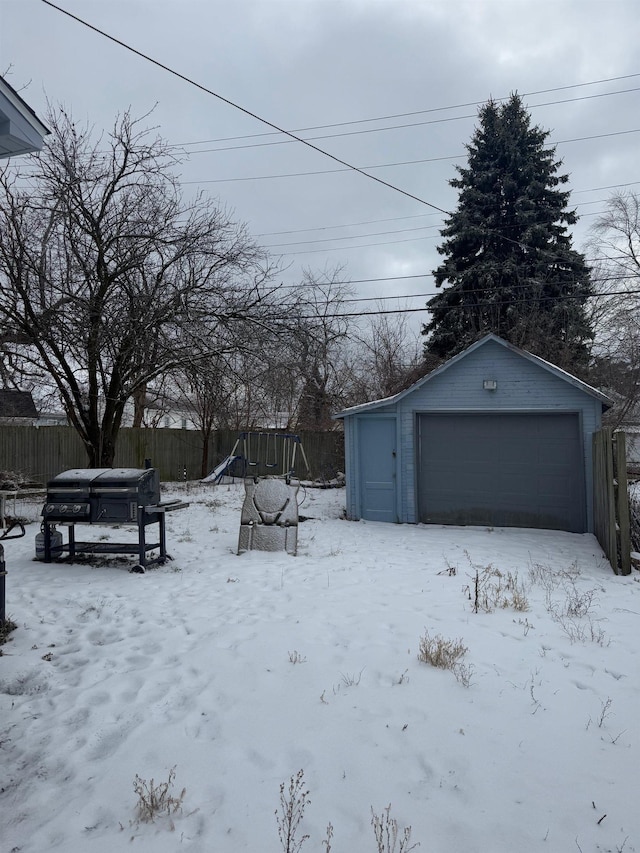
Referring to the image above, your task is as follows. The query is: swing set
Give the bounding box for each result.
[204,431,311,483]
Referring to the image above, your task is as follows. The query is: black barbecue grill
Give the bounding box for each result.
[41,466,188,570]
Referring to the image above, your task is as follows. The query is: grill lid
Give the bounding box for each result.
[45,467,161,525]
[48,468,153,486]
[92,469,156,484]
[47,469,112,486]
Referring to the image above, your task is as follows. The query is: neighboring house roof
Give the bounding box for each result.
[334,334,613,418]
[0,389,38,418]
[0,74,49,159]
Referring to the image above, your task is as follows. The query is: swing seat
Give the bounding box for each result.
[237,477,300,556]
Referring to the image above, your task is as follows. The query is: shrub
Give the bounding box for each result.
[371,804,419,853]
[274,773,422,852]
[133,766,185,823]
[0,470,30,490]
[417,630,466,669]
[542,574,608,646]
[417,630,473,686]
[276,769,310,853]
[0,617,17,648]
[466,559,529,613]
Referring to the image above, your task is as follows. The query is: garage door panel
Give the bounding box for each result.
[418,413,585,533]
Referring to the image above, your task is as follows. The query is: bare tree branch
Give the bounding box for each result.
[0,107,283,465]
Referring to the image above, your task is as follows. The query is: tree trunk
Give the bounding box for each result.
[200,428,211,478]
[132,384,147,428]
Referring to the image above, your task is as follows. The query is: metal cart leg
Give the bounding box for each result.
[159,513,167,561]
[44,523,54,562]
[0,544,6,623]
[137,506,147,568]
[68,525,75,559]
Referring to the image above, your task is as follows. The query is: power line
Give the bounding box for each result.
[39,0,450,216]
[254,210,442,238]
[280,286,640,321]
[270,213,608,256]
[277,234,444,256]
[300,274,640,306]
[184,88,640,155]
[176,76,640,148]
[255,182,640,240]
[43,0,637,236]
[277,257,634,294]
[34,2,640,282]
[262,204,613,251]
[275,256,634,291]
[265,223,442,250]
[183,154,465,186]
[555,128,640,146]
[573,180,640,195]
[184,128,640,186]
[186,113,476,154]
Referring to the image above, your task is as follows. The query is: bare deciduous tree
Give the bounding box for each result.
[287,267,354,431]
[588,191,640,427]
[0,107,279,465]
[349,308,428,403]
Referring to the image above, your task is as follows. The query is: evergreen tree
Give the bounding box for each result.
[423,94,593,372]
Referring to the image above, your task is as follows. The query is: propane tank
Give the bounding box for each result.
[35,524,63,561]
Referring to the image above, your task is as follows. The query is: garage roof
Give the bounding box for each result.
[334,334,612,418]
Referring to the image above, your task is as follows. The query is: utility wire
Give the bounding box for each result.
[277,287,640,321]
[262,204,612,250]
[271,217,607,256]
[274,256,635,292]
[183,87,640,155]
[256,182,640,238]
[297,273,640,305]
[278,263,634,297]
[36,2,640,283]
[177,75,640,147]
[39,0,449,215]
[185,128,640,186]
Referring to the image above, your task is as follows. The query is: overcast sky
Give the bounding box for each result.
[2,0,639,334]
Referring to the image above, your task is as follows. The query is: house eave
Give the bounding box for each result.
[0,75,49,160]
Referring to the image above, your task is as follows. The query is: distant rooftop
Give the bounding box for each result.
[0,389,38,418]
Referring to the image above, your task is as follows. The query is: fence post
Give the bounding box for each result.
[614,432,631,576]
[593,427,617,573]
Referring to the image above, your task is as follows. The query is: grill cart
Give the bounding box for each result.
[40,467,188,571]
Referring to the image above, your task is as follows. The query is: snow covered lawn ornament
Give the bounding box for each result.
[237,477,300,556]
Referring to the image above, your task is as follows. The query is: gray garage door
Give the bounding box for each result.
[417,413,586,532]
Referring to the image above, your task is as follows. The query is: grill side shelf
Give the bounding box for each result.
[143,501,190,514]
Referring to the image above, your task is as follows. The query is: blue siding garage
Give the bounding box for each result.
[335,335,611,535]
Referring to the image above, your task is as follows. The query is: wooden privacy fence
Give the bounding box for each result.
[593,427,631,575]
[0,425,344,487]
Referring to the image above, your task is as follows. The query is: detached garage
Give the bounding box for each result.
[335,335,611,534]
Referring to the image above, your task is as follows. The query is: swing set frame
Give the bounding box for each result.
[227,431,310,480]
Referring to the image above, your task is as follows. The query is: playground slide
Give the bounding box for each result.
[202,455,242,484]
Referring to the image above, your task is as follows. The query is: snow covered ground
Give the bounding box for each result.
[1,482,639,853]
